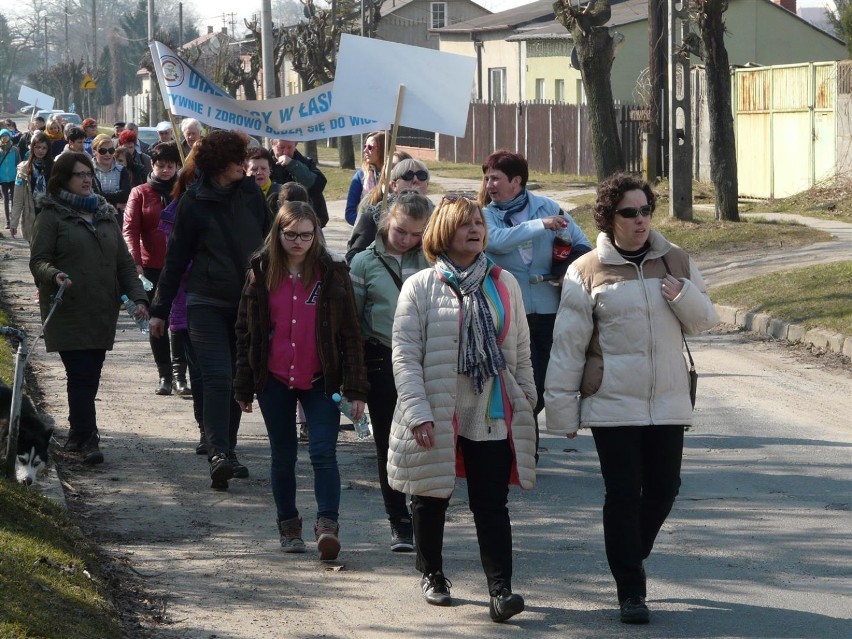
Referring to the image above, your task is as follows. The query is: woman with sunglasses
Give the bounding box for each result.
[29,152,148,465]
[544,173,717,625]
[234,202,368,560]
[388,194,536,622]
[344,131,385,225]
[92,134,131,215]
[346,158,431,263]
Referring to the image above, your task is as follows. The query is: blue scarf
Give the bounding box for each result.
[490,190,529,226]
[57,188,100,213]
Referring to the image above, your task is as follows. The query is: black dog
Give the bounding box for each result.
[0,382,52,485]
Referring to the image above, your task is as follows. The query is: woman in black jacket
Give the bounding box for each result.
[150,130,273,490]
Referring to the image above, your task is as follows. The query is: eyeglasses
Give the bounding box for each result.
[615,205,653,219]
[97,147,116,155]
[398,170,429,182]
[280,231,315,242]
[71,171,94,179]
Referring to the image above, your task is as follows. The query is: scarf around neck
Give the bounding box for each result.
[436,252,506,394]
[58,188,100,213]
[491,189,529,226]
[147,173,176,207]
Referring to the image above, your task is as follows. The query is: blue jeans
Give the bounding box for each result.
[257,375,341,522]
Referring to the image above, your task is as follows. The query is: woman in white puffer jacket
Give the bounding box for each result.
[545,172,718,625]
[388,194,536,623]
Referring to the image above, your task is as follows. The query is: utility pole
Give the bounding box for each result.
[43,16,48,72]
[148,0,155,125]
[667,0,693,220]
[179,3,184,46]
[645,0,666,182]
[65,3,70,60]
[261,0,275,147]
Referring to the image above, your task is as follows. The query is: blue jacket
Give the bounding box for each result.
[345,168,368,225]
[484,190,590,315]
[0,144,19,183]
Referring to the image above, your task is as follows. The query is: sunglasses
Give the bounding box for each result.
[97,147,116,155]
[441,193,474,204]
[364,144,376,151]
[615,205,653,218]
[398,170,429,182]
[280,231,315,242]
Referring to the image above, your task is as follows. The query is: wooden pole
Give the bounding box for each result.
[379,84,405,215]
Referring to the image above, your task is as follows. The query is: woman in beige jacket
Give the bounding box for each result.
[388,194,536,623]
[545,173,718,625]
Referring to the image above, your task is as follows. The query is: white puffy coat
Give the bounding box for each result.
[387,264,537,498]
[544,230,718,434]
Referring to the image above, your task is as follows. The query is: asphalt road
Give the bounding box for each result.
[0,194,849,638]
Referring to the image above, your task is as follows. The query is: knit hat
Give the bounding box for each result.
[118,130,138,145]
[0,129,10,139]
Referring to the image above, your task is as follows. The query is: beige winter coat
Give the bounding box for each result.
[10,162,36,241]
[544,230,718,434]
[387,263,537,499]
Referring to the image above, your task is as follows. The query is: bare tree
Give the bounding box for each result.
[553,0,624,181]
[694,0,739,221]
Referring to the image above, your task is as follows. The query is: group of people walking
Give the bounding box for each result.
[11,122,718,625]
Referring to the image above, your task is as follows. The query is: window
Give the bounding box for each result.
[489,68,507,104]
[555,79,565,103]
[576,79,586,105]
[535,78,545,100]
[431,2,447,29]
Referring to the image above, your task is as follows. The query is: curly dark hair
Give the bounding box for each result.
[193,130,249,177]
[593,172,656,233]
[149,141,182,165]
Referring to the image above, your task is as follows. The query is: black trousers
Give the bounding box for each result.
[144,267,171,379]
[187,303,242,456]
[412,437,514,596]
[59,349,107,440]
[526,312,556,458]
[364,341,409,521]
[591,425,684,601]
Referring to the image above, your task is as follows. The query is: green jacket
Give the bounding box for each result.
[29,192,147,352]
[348,234,430,348]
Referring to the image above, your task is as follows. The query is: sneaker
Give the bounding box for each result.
[390,517,414,552]
[277,517,307,553]
[209,453,234,491]
[227,450,249,478]
[195,430,208,455]
[80,432,104,465]
[619,596,650,624]
[314,517,341,560]
[489,587,524,622]
[420,572,452,606]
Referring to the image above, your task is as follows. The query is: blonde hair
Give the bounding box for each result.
[91,134,114,152]
[421,195,488,263]
[262,201,325,290]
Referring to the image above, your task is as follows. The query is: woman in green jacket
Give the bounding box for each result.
[349,193,432,552]
[29,152,148,464]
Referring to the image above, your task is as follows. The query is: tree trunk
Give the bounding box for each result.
[554,0,624,181]
[699,0,739,221]
[577,28,624,181]
[337,134,355,170]
[304,140,318,160]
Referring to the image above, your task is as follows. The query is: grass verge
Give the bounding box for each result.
[711,261,852,335]
[0,306,125,638]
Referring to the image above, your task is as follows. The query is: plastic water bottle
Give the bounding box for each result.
[139,274,154,291]
[331,392,371,440]
[120,295,149,333]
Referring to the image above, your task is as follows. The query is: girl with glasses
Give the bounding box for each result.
[344,131,385,225]
[545,172,718,624]
[92,134,131,215]
[234,202,368,561]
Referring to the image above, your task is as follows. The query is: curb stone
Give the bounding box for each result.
[714,303,850,358]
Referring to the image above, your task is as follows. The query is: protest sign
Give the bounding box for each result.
[149,41,387,141]
[18,85,55,111]
[332,35,475,138]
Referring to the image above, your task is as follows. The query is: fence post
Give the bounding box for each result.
[549,105,553,173]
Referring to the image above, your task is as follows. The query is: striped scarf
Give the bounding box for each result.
[57,188,100,213]
[436,253,506,394]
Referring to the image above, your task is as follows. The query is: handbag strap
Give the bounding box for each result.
[377,254,403,290]
[660,254,695,370]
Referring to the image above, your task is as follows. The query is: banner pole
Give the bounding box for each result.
[380,84,405,215]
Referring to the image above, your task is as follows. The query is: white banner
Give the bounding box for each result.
[333,34,475,138]
[149,41,388,141]
[18,85,55,111]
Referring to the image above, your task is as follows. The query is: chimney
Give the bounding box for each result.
[207,26,213,34]
[772,0,797,12]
